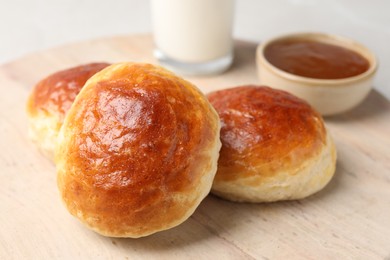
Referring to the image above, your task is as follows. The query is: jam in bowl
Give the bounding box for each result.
[256,32,378,116]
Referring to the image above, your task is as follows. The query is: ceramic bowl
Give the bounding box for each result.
[256,32,378,116]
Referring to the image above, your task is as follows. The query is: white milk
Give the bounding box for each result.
[151,0,235,63]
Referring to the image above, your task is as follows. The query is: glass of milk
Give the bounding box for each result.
[151,0,235,75]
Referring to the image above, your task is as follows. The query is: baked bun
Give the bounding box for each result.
[26,62,110,159]
[207,85,336,202]
[56,62,221,237]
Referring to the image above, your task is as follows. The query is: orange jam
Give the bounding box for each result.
[264,40,370,79]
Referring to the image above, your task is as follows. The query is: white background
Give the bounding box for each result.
[0,0,389,98]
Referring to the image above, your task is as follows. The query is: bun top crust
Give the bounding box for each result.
[27,63,110,119]
[56,63,221,237]
[207,85,327,182]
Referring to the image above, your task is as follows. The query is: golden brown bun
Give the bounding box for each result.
[56,63,221,237]
[26,63,110,159]
[207,85,336,202]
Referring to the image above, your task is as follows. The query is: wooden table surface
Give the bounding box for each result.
[0,34,389,259]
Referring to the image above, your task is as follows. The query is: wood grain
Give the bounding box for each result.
[0,34,389,259]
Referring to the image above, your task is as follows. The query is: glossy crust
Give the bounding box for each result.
[56,63,221,237]
[26,63,110,159]
[207,86,336,202]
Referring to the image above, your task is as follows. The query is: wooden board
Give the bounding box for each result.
[1,34,389,259]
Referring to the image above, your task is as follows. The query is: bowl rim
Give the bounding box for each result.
[257,32,378,86]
